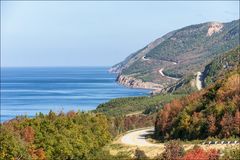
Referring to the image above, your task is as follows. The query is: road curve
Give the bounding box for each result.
[118,127,237,157]
[196,72,203,90]
[159,68,180,80]
[121,127,161,147]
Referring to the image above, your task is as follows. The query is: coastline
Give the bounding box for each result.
[1,67,150,122]
[116,74,163,94]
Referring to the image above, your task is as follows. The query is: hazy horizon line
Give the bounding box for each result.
[1,65,112,68]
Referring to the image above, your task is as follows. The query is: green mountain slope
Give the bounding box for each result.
[203,46,240,86]
[111,20,239,90]
[155,61,240,140]
[169,46,240,94]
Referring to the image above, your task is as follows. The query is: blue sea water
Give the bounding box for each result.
[1,67,149,122]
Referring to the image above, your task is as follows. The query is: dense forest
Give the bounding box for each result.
[0,112,112,160]
[155,68,240,140]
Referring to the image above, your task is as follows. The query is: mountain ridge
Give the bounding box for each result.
[111,19,240,92]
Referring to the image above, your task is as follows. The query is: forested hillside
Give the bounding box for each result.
[96,94,183,116]
[155,67,240,140]
[0,112,112,160]
[96,46,240,140]
[203,46,240,86]
[169,46,240,94]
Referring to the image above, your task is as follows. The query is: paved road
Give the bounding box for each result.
[118,127,238,158]
[159,68,180,80]
[121,127,162,147]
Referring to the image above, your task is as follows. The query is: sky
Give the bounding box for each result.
[1,1,239,67]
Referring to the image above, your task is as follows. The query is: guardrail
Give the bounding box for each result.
[201,141,239,145]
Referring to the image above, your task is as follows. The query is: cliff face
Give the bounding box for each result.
[111,19,240,91]
[117,75,163,91]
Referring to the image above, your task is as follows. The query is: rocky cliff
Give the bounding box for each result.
[117,75,163,91]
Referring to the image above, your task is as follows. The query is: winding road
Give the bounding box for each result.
[119,127,238,147]
[121,127,161,147]
[141,56,203,90]
[158,68,180,80]
[141,56,179,81]
[142,56,150,61]
[117,127,238,158]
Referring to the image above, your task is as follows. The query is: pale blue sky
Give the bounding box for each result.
[1,1,239,67]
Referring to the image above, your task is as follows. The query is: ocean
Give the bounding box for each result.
[1,67,149,122]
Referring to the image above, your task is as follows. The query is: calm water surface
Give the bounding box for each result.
[1,67,149,122]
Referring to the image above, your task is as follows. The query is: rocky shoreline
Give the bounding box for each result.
[116,75,163,94]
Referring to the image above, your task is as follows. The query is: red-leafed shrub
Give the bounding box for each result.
[182,147,220,160]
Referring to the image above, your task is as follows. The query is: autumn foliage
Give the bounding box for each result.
[161,140,184,160]
[21,126,35,143]
[182,147,220,160]
[0,112,111,160]
[155,70,240,140]
[155,141,221,160]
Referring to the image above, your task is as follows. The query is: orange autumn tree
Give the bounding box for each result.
[21,126,35,143]
[21,126,46,160]
[207,114,217,136]
[220,113,234,138]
